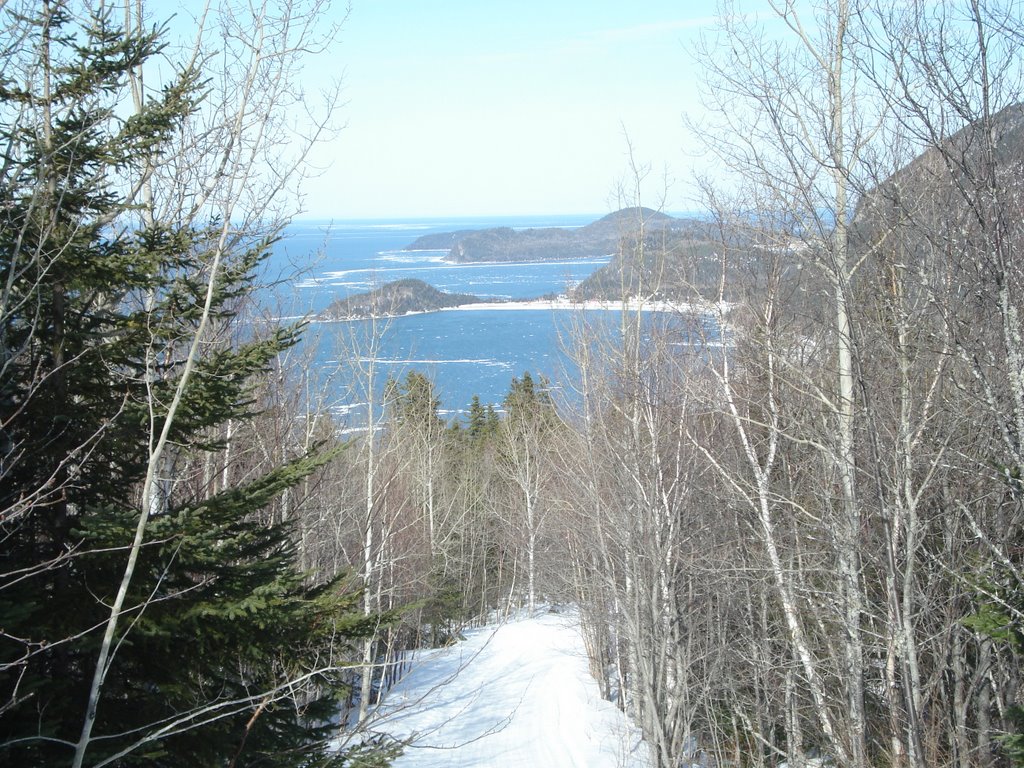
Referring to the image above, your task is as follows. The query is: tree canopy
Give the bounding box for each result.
[0,3,374,766]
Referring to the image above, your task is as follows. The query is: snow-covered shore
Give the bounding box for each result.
[439,296,729,315]
[312,296,730,323]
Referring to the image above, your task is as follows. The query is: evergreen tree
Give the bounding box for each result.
[387,370,443,434]
[502,371,556,428]
[466,394,489,439]
[459,394,500,442]
[485,403,500,433]
[0,4,379,766]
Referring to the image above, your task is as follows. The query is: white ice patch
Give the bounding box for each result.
[349,358,512,369]
[377,250,450,264]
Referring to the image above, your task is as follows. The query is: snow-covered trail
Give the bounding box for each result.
[371,610,650,767]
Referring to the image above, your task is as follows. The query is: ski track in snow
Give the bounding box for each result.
[371,611,650,768]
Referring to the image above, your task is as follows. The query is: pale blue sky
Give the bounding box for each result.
[156,1,730,218]
[300,1,718,218]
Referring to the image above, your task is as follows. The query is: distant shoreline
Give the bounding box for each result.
[310,296,731,323]
[439,297,728,314]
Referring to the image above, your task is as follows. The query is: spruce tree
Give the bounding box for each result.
[502,371,556,428]
[0,4,380,766]
[388,371,443,433]
[466,394,489,439]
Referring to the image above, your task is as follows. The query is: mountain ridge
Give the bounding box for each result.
[404,207,688,263]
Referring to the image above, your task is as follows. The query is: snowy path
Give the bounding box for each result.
[371,610,650,767]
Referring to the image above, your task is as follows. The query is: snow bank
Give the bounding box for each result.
[369,610,650,768]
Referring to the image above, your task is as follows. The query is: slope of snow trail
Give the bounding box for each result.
[371,609,651,767]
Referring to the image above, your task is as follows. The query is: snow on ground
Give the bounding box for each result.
[370,609,651,768]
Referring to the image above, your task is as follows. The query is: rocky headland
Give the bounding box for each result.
[319,278,486,320]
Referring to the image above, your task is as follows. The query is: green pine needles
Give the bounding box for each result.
[0,2,383,766]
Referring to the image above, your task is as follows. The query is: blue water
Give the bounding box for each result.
[268,215,605,315]
[264,215,706,424]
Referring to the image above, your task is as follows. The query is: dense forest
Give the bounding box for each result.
[3,1,1024,768]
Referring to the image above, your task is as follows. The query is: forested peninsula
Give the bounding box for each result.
[319,278,484,320]
[325,209,720,319]
[405,206,694,263]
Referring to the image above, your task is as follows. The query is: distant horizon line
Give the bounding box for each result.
[292,209,702,223]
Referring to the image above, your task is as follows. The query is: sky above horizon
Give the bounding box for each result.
[296,1,718,219]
